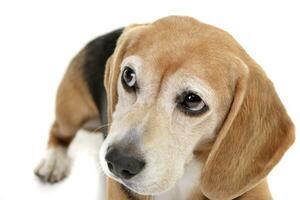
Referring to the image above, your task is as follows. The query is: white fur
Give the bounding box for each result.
[154,159,202,200]
[35,146,71,182]
[120,55,143,73]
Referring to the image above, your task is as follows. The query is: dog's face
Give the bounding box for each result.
[100,18,233,194]
[100,16,294,199]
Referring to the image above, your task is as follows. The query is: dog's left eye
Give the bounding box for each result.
[177,92,208,115]
[122,67,137,89]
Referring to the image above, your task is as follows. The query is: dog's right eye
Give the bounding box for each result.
[122,67,137,91]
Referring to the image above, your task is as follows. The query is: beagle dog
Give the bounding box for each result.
[35,16,295,200]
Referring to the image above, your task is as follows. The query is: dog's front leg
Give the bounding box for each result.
[34,49,100,183]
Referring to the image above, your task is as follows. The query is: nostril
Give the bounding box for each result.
[107,162,114,172]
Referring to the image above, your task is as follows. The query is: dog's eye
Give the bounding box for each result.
[182,93,206,111]
[122,67,137,89]
[177,92,208,115]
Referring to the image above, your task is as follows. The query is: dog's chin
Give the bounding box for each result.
[104,170,180,196]
[100,162,180,196]
[115,178,176,196]
[100,162,178,195]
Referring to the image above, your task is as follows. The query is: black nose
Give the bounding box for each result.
[105,147,145,179]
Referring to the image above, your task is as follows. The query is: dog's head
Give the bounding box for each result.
[100,16,295,199]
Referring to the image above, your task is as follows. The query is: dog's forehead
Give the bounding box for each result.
[123,17,238,94]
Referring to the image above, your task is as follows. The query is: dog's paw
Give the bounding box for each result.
[34,147,71,183]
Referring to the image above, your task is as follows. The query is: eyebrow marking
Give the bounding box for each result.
[120,55,143,72]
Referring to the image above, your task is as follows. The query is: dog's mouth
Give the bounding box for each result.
[102,166,156,195]
[100,154,175,195]
[101,159,179,196]
[102,160,149,193]
[121,175,182,196]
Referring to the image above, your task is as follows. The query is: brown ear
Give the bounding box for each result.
[104,24,150,200]
[104,24,148,123]
[104,55,117,123]
[200,58,295,200]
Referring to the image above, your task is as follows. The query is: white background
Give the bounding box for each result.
[0,0,299,199]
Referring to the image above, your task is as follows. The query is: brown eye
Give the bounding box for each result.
[122,67,136,89]
[176,92,208,116]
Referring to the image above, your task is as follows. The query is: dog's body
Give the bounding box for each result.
[35,16,295,200]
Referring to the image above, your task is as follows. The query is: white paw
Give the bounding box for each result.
[34,147,71,183]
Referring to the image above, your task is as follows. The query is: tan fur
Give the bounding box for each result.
[49,48,99,148]
[199,55,295,199]
[104,16,295,199]
[35,48,100,182]
[36,16,294,199]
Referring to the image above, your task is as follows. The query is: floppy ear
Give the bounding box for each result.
[104,24,147,123]
[104,24,151,200]
[104,55,117,123]
[200,58,295,200]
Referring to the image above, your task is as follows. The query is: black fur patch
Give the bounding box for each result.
[82,28,124,136]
